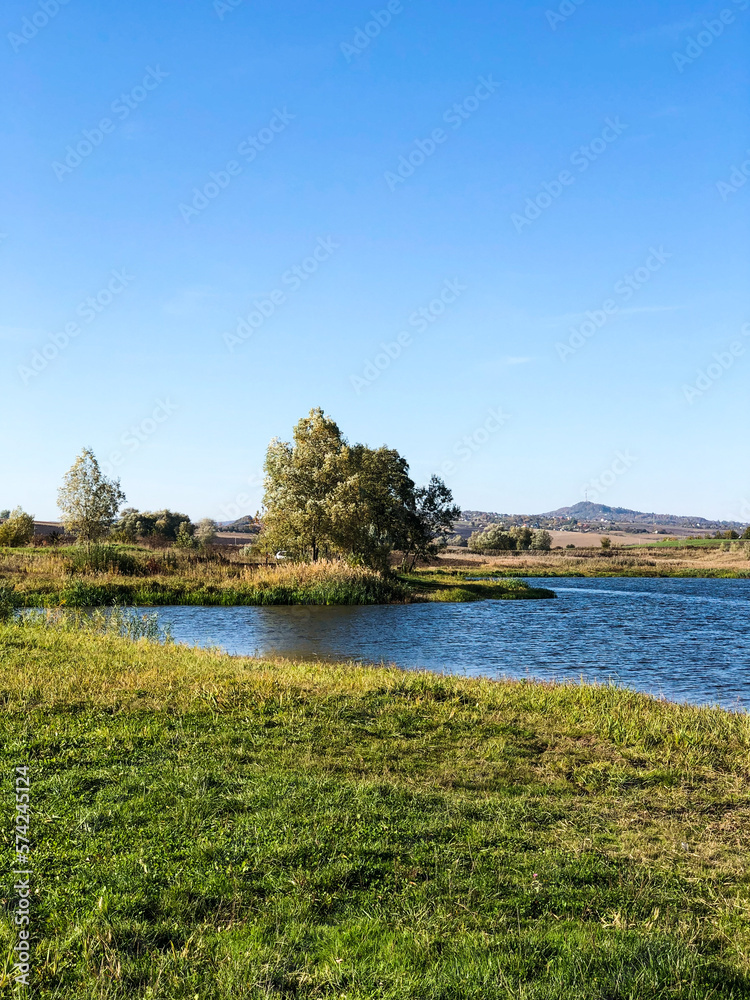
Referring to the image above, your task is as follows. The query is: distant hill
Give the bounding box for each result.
[456,503,747,533]
[217,515,260,533]
[540,502,745,529]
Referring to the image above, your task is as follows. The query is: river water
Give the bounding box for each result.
[147,577,750,710]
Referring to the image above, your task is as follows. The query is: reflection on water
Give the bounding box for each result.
[143,577,750,710]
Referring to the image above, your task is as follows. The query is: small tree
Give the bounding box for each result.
[743,527,750,540]
[531,529,552,552]
[195,518,217,547]
[600,536,611,550]
[174,521,197,548]
[58,448,126,545]
[0,508,34,546]
[509,526,533,550]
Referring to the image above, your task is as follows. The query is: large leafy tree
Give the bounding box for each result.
[57,448,126,544]
[328,445,418,571]
[262,409,459,569]
[263,409,346,561]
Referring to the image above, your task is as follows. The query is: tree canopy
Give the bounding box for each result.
[468,525,552,553]
[57,449,125,544]
[262,408,460,569]
[115,508,193,543]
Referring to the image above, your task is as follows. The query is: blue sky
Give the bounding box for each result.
[2,0,748,521]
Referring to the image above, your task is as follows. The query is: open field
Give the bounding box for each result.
[1,618,749,998]
[440,542,750,578]
[0,547,554,606]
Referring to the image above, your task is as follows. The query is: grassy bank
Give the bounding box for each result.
[0,547,554,606]
[1,619,750,997]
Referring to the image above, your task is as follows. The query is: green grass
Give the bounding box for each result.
[1,618,749,998]
[0,548,555,606]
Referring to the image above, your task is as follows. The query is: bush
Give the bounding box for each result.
[0,585,18,621]
[509,526,533,550]
[69,544,143,576]
[115,508,193,543]
[0,508,34,547]
[468,525,514,553]
[531,530,552,552]
[195,518,217,547]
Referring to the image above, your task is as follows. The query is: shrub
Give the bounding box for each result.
[0,508,35,546]
[468,525,514,553]
[601,537,612,550]
[115,508,193,543]
[174,521,197,548]
[68,544,143,576]
[531,530,552,552]
[0,585,18,621]
[509,526,533,550]
[195,519,217,547]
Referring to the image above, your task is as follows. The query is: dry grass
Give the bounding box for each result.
[438,542,750,577]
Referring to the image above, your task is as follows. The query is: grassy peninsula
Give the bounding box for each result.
[0,545,555,607]
[1,617,749,998]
